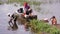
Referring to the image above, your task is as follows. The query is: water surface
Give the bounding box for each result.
[0,1,60,34]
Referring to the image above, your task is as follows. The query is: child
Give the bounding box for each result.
[50,16,57,25]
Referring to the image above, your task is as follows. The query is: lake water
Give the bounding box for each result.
[0,3,31,34]
[0,1,60,34]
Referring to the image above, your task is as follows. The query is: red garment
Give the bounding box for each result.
[21,13,26,17]
[24,2,30,9]
[24,2,27,7]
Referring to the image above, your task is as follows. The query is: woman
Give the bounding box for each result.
[23,2,32,18]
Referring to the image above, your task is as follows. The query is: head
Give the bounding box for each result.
[17,9,20,12]
[7,13,10,17]
[52,16,55,18]
[17,8,23,13]
[8,14,10,17]
[24,2,28,7]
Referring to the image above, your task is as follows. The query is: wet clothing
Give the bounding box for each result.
[25,5,30,10]
[17,8,23,13]
[11,14,15,19]
[24,2,30,13]
[26,9,32,15]
[23,2,33,18]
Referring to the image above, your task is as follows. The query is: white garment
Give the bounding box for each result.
[24,15,29,18]
[15,11,22,15]
[44,18,48,20]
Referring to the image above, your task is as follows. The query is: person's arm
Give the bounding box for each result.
[55,18,57,23]
[50,17,53,20]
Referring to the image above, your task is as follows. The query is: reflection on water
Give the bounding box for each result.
[32,3,60,24]
[37,3,60,24]
[0,3,31,34]
[8,23,18,31]
[0,1,60,34]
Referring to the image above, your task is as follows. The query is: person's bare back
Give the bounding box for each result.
[51,16,57,25]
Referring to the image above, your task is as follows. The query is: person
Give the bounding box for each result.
[50,16,57,25]
[12,15,18,30]
[7,13,13,27]
[23,2,33,18]
[24,2,30,11]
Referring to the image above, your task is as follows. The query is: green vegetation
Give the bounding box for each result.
[30,19,60,34]
[7,0,41,6]
[34,6,41,12]
[0,2,2,5]
[32,1,41,5]
[0,0,41,12]
[0,0,2,4]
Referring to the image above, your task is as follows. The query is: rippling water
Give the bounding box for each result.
[0,0,60,34]
[0,3,31,34]
[37,3,60,24]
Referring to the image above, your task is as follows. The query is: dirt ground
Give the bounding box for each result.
[55,24,60,29]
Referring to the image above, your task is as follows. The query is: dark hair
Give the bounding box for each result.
[52,16,55,18]
[17,8,23,13]
[8,14,10,17]
[17,9,20,12]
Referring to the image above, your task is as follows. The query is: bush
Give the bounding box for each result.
[30,19,60,34]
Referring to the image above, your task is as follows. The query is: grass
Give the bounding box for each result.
[34,6,41,12]
[30,19,60,34]
[0,2,3,5]
[6,0,41,6]
[1,0,41,12]
[0,2,2,5]
[32,1,41,5]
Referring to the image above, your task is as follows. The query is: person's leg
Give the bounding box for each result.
[8,19,13,27]
[24,22,30,31]
[29,9,32,16]
[12,16,18,30]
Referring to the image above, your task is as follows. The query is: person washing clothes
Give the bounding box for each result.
[23,2,32,18]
